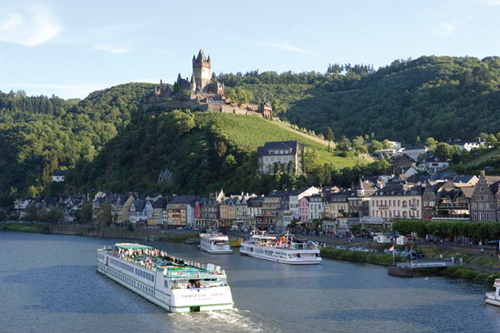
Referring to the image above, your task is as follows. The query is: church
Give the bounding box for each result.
[141,50,272,118]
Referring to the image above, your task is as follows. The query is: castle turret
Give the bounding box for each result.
[192,49,211,93]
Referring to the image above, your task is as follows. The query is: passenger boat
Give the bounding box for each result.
[199,232,233,254]
[485,278,500,307]
[96,243,234,313]
[240,230,322,265]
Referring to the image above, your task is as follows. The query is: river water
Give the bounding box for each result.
[1,232,499,333]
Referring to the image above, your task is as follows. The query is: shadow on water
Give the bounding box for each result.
[2,264,164,315]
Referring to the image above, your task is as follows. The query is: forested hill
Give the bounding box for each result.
[0,83,154,197]
[220,56,500,143]
[65,112,375,196]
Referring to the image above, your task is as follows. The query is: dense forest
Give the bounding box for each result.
[220,56,500,143]
[0,83,154,198]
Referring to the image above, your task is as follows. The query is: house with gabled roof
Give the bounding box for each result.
[470,171,500,221]
[52,169,68,182]
[166,195,197,228]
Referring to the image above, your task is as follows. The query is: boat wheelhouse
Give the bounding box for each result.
[485,278,500,307]
[199,232,233,254]
[96,243,233,313]
[240,230,322,265]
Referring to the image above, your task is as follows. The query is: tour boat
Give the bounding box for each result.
[96,243,234,313]
[240,230,322,265]
[199,232,233,254]
[485,278,500,307]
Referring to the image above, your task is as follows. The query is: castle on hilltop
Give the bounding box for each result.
[141,50,272,118]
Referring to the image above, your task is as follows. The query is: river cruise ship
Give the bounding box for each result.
[485,278,500,306]
[199,232,233,254]
[240,230,322,265]
[96,243,234,313]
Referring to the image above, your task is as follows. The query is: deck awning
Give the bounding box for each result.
[115,243,153,250]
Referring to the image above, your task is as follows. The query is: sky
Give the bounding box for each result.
[1,0,500,99]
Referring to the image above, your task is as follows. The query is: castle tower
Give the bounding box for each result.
[192,49,211,93]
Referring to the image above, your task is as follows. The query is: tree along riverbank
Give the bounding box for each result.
[0,222,200,242]
[320,246,500,283]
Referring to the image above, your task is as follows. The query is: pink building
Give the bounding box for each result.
[194,201,201,220]
[298,197,309,222]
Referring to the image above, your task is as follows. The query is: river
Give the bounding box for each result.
[1,232,499,333]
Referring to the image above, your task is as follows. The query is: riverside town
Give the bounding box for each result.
[3,3,500,329]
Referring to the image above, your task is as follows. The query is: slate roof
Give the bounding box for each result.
[53,169,68,177]
[169,195,198,205]
[402,145,427,151]
[257,141,299,157]
[422,154,448,163]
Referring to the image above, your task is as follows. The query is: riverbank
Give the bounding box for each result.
[4,222,500,283]
[320,246,500,283]
[0,222,50,233]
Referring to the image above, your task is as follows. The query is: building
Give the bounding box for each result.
[470,171,500,221]
[370,184,423,220]
[390,154,416,175]
[52,169,68,182]
[257,141,305,175]
[418,154,449,174]
[166,195,197,228]
[141,50,272,118]
[298,196,309,222]
[288,187,320,221]
[448,139,483,152]
[400,146,429,161]
[324,189,349,219]
[308,194,324,221]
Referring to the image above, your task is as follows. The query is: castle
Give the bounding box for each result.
[141,50,272,118]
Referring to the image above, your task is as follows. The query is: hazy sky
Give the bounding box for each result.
[1,0,499,99]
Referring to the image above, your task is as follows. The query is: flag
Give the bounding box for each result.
[389,245,394,251]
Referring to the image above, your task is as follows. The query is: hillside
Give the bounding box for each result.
[222,56,500,144]
[0,83,154,197]
[66,112,371,195]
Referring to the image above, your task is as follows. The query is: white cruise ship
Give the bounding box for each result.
[96,243,234,313]
[199,232,233,254]
[485,278,500,307]
[240,231,322,265]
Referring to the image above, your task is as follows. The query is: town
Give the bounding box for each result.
[12,137,498,238]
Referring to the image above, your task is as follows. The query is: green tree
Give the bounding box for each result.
[324,127,334,142]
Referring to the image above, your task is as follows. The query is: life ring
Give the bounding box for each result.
[213,269,219,275]
[177,271,183,276]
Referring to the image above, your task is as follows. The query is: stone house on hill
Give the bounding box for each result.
[257,141,305,176]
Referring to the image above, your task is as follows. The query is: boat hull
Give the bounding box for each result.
[202,249,234,254]
[240,248,322,265]
[96,249,233,313]
[485,293,500,307]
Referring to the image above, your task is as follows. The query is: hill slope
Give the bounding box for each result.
[222,56,500,144]
[67,112,369,195]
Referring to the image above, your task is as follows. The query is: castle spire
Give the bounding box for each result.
[197,49,205,62]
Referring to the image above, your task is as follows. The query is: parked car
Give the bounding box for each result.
[357,247,370,253]
[369,249,379,253]
[336,245,346,250]
[349,247,359,251]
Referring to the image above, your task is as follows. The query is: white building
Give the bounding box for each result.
[52,169,68,182]
[257,141,304,175]
[370,184,423,220]
[289,187,320,221]
[308,194,324,221]
[400,146,429,161]
[418,154,449,174]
